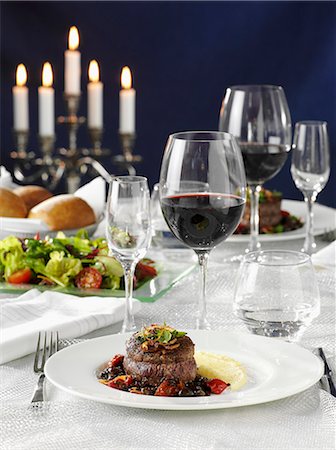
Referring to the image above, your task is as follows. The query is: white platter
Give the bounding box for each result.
[227,200,336,242]
[45,330,323,410]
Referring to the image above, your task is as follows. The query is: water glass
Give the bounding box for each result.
[291,121,330,255]
[233,250,320,341]
[106,176,151,332]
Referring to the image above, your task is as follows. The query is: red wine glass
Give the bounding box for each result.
[159,131,246,329]
[219,85,292,252]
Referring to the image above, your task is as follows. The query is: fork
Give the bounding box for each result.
[31,330,59,404]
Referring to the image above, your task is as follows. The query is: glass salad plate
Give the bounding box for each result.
[0,257,196,303]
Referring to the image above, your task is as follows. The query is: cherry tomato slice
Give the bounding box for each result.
[75,267,102,289]
[108,354,124,368]
[8,268,32,284]
[154,380,180,397]
[135,262,157,281]
[206,378,229,395]
[108,375,133,390]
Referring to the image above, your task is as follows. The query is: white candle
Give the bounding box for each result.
[38,62,55,136]
[119,66,136,133]
[87,60,103,129]
[12,64,29,131]
[64,26,81,95]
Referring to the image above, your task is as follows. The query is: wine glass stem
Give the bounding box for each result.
[196,250,210,330]
[121,261,137,333]
[249,185,261,252]
[303,192,317,255]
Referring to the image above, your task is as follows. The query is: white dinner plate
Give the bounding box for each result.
[227,199,336,243]
[45,331,323,410]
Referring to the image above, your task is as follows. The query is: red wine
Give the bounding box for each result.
[161,193,245,250]
[240,143,290,185]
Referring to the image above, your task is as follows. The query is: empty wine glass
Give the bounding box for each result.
[106,176,151,332]
[233,250,320,342]
[291,121,330,255]
[159,131,246,329]
[219,85,292,252]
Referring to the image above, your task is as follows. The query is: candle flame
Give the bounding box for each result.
[42,62,53,87]
[16,64,27,87]
[88,60,100,82]
[121,66,132,89]
[68,26,79,50]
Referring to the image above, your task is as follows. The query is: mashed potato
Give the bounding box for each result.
[195,351,247,391]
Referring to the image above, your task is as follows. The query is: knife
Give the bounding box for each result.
[315,347,336,397]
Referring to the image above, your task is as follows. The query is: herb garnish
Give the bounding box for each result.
[136,324,187,348]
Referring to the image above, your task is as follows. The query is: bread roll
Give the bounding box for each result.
[0,187,27,218]
[14,185,53,211]
[28,194,96,230]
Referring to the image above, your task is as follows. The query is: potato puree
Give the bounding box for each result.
[195,352,247,391]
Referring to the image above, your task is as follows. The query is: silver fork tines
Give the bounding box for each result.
[31,331,59,405]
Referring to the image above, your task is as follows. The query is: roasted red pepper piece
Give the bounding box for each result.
[154,380,180,397]
[206,378,229,395]
[108,375,133,390]
[108,354,124,368]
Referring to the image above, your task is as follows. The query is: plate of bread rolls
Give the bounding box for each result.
[0,185,101,238]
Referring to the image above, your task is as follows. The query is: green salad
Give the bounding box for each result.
[0,230,157,290]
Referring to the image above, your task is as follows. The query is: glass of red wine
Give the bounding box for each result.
[219,85,292,252]
[159,131,246,329]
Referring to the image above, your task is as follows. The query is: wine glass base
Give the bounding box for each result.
[120,322,137,334]
[196,317,211,330]
[301,244,317,256]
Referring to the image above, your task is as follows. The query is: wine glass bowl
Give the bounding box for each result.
[291,121,330,255]
[106,176,151,333]
[219,85,292,252]
[159,131,246,329]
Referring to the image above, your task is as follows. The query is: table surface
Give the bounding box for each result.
[1,234,335,450]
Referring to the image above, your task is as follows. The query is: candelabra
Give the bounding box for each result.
[10,94,142,193]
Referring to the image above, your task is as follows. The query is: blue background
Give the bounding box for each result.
[1,1,335,206]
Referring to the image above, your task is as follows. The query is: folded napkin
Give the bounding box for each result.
[0,289,140,364]
[312,241,336,269]
[0,166,19,190]
[74,176,106,221]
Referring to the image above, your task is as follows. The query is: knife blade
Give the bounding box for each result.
[316,347,336,397]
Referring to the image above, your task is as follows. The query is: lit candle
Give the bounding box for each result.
[38,62,55,136]
[87,60,103,129]
[119,66,136,133]
[12,64,29,131]
[64,26,81,95]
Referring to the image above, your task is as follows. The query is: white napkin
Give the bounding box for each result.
[74,176,106,220]
[0,166,19,190]
[312,241,336,269]
[0,289,140,364]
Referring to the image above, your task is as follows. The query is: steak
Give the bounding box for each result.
[123,333,197,385]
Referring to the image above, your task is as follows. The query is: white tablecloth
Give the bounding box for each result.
[1,237,335,450]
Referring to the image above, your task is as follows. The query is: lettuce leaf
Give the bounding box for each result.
[43,251,82,287]
[0,236,26,279]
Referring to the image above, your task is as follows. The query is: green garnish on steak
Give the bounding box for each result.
[136,324,187,345]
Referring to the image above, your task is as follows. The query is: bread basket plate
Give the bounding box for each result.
[0,257,196,303]
[44,331,323,410]
[0,214,104,240]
